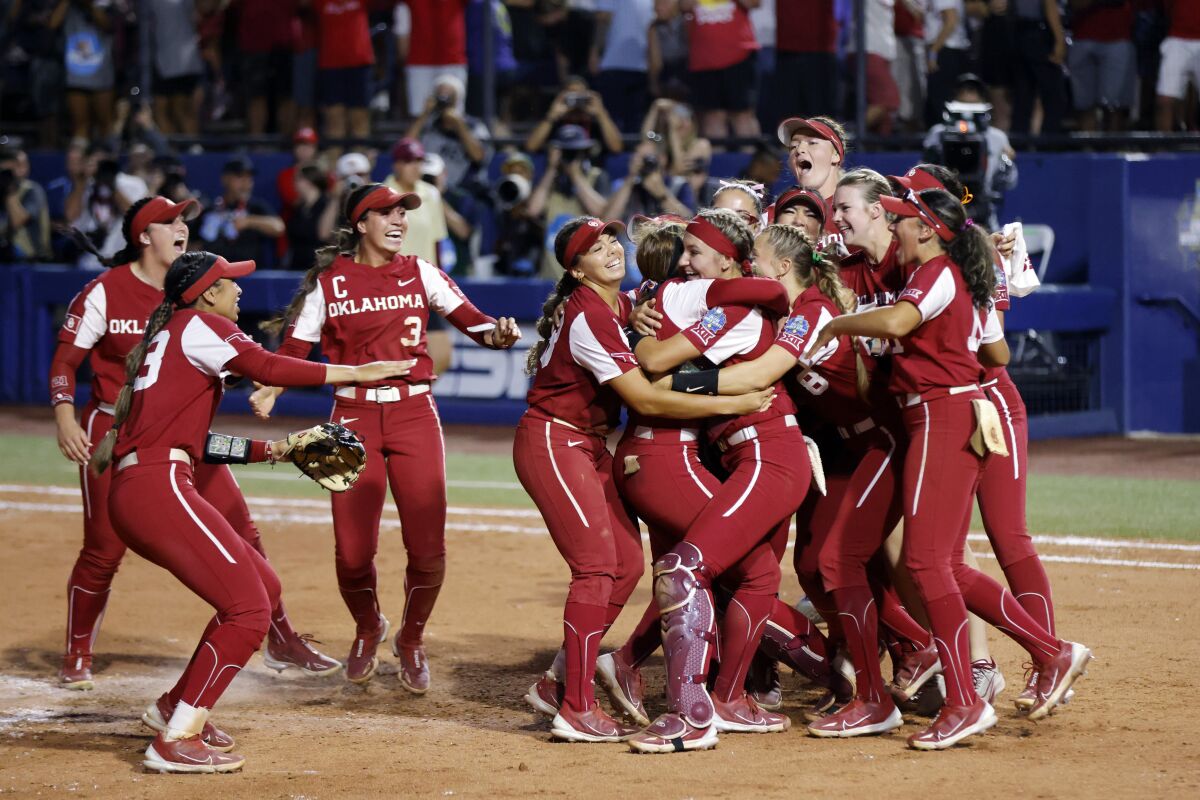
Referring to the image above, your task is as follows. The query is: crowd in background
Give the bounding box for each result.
[1,0,1198,270]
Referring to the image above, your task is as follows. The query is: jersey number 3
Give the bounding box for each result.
[133,331,170,391]
[401,316,422,347]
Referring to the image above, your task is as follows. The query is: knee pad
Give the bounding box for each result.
[652,543,710,614]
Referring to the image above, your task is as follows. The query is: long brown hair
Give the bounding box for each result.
[89,252,213,474]
[634,219,686,283]
[261,182,382,336]
[525,218,591,376]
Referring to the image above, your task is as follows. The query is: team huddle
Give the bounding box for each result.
[48,114,1089,773]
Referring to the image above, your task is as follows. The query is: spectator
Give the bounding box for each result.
[977,0,1017,131]
[0,146,52,261]
[236,0,296,135]
[465,0,518,126]
[846,0,901,135]
[383,137,448,266]
[314,0,373,145]
[525,75,624,154]
[1009,0,1069,134]
[286,163,336,271]
[405,74,492,192]
[603,136,695,222]
[544,0,597,80]
[45,140,88,224]
[491,152,545,276]
[893,0,927,132]
[196,0,230,121]
[640,98,713,204]
[335,151,373,188]
[147,0,204,135]
[923,0,972,126]
[749,0,777,131]
[774,0,839,120]
[146,154,195,203]
[194,154,285,263]
[1069,0,1135,132]
[1155,0,1200,132]
[592,0,656,133]
[422,152,477,274]
[65,142,150,268]
[526,124,611,276]
[277,127,322,221]
[648,0,690,100]
[9,0,69,145]
[740,142,783,192]
[402,0,469,117]
[681,0,762,139]
[58,0,117,142]
[292,2,319,131]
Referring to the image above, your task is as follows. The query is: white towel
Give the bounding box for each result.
[1002,221,1041,297]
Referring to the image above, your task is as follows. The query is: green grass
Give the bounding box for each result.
[12,433,1199,540]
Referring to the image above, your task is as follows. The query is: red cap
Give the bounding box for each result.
[294,127,319,145]
[130,196,197,243]
[771,187,826,225]
[776,117,845,160]
[391,137,426,162]
[177,253,256,304]
[891,166,946,193]
[562,218,625,268]
[348,185,422,225]
[880,189,956,242]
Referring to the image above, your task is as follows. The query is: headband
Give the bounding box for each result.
[718,179,765,200]
[686,216,753,276]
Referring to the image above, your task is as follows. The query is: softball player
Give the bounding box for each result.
[51,196,340,691]
[776,116,848,237]
[89,250,410,772]
[621,210,812,753]
[770,186,827,241]
[805,187,1091,749]
[253,183,521,691]
[711,179,766,234]
[515,216,773,743]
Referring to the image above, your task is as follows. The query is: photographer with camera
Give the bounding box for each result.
[194,155,286,264]
[524,76,624,155]
[492,152,545,276]
[923,73,1017,229]
[286,162,337,271]
[64,142,150,269]
[384,138,449,267]
[0,146,51,261]
[405,74,492,192]
[602,136,694,222]
[526,124,611,277]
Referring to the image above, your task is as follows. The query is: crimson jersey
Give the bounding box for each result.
[57,265,163,406]
[114,311,262,462]
[890,255,1003,396]
[840,239,905,311]
[773,285,879,428]
[525,287,639,433]
[286,254,496,386]
[981,255,1012,384]
[678,299,797,443]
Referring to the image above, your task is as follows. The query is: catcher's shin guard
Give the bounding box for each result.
[654,543,717,729]
[759,619,831,685]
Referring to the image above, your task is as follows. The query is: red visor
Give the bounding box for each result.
[891,167,946,193]
[772,187,826,224]
[179,255,256,304]
[348,186,421,225]
[562,218,625,267]
[777,117,845,161]
[130,196,197,243]
[880,189,956,243]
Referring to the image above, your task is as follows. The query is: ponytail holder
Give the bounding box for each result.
[740,259,754,277]
[811,249,825,265]
[961,187,974,206]
[962,218,975,231]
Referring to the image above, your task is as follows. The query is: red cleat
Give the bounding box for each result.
[712,694,790,733]
[524,671,563,717]
[595,651,649,726]
[550,703,638,743]
[58,654,94,691]
[143,732,244,774]
[1027,641,1091,721]
[263,633,342,677]
[889,644,942,701]
[807,698,903,738]
[141,694,235,752]
[628,713,718,753]
[907,698,997,750]
[345,616,389,685]
[393,642,430,695]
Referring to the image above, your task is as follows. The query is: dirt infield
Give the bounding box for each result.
[2,482,1199,799]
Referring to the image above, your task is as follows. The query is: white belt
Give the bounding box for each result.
[97,402,116,415]
[837,417,877,439]
[722,414,797,449]
[335,384,429,403]
[117,447,191,471]
[903,384,979,407]
[633,426,698,442]
[980,378,999,389]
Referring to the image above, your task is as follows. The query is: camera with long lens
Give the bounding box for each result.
[564,92,589,111]
[434,90,454,110]
[937,101,992,222]
[495,174,532,211]
[639,153,661,178]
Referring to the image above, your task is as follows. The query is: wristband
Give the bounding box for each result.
[624,326,649,351]
[204,432,254,464]
[671,369,719,396]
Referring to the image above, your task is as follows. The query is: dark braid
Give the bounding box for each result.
[89,251,212,473]
[262,182,380,336]
[70,196,157,269]
[917,189,996,308]
[525,218,591,376]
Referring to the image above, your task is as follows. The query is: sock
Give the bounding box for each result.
[267,600,296,645]
[168,615,221,707]
[960,570,1060,664]
[923,593,976,707]
[877,584,933,650]
[712,593,773,703]
[833,586,886,703]
[1003,555,1056,636]
[618,600,663,668]
[64,580,110,656]
[338,568,382,634]
[562,602,606,712]
[399,562,445,647]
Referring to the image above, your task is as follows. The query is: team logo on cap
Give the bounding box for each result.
[588,219,601,228]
